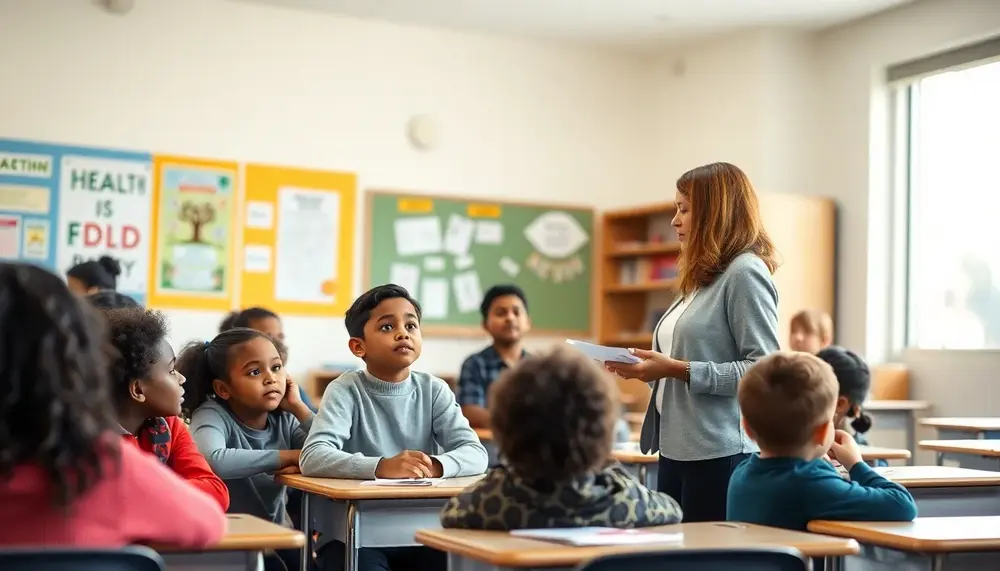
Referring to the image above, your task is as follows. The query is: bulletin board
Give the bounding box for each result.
[365,189,595,336]
[239,163,357,316]
[0,138,152,305]
[146,155,239,311]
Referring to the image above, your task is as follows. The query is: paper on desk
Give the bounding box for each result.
[360,478,442,487]
[511,527,683,547]
[565,339,641,364]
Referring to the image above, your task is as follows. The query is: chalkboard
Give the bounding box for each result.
[365,190,595,336]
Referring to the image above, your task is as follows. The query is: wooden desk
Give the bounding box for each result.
[922,418,1000,441]
[920,440,1000,471]
[416,522,859,571]
[809,517,1000,570]
[864,400,931,466]
[877,466,1000,517]
[624,411,644,425]
[157,514,304,571]
[474,428,500,466]
[860,445,911,463]
[611,446,657,488]
[279,474,483,571]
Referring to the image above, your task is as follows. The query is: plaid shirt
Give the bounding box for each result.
[457,346,527,408]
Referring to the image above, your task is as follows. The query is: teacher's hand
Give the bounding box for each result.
[604,348,683,383]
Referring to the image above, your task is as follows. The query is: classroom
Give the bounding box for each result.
[1,0,999,570]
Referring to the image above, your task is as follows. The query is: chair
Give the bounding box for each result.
[577,546,809,571]
[0,546,165,571]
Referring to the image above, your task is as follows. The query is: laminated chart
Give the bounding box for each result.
[365,190,595,336]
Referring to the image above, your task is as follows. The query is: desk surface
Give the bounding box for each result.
[877,465,1000,488]
[416,522,858,566]
[611,448,656,464]
[864,400,931,411]
[155,514,304,552]
[475,428,493,441]
[809,517,1000,553]
[919,439,1000,458]
[921,418,1000,431]
[860,446,911,461]
[278,474,484,500]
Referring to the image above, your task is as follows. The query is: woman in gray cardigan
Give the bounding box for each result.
[606,162,780,522]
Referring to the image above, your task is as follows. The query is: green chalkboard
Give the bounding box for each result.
[365,190,594,335]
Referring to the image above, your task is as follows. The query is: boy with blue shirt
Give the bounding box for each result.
[727,352,917,531]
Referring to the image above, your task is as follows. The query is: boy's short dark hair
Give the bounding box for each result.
[345,284,422,338]
[103,307,169,403]
[86,290,140,310]
[739,352,838,454]
[489,346,617,481]
[479,284,528,319]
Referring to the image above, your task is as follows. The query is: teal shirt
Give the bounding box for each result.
[727,455,917,530]
[299,369,489,479]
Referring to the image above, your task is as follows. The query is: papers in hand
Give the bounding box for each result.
[511,527,683,546]
[360,478,441,487]
[565,339,641,365]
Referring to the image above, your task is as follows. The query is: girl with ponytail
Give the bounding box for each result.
[815,346,884,467]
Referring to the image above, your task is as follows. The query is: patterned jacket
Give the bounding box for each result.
[440,463,682,529]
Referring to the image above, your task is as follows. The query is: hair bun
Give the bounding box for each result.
[97,256,122,278]
[851,412,873,434]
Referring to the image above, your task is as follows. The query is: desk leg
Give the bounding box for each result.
[931,554,945,571]
[345,502,360,571]
[300,492,311,571]
[637,466,647,487]
[823,555,842,571]
[906,411,916,466]
[936,452,944,467]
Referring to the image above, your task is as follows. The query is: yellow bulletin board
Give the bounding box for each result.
[147,155,239,311]
[239,164,357,317]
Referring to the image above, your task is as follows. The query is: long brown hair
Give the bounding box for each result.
[676,162,778,295]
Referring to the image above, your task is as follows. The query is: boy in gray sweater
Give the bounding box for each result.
[301,284,488,571]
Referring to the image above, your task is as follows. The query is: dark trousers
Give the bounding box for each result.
[317,541,445,571]
[658,453,750,522]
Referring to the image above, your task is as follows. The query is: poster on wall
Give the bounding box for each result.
[154,162,234,297]
[56,155,153,299]
[0,140,59,268]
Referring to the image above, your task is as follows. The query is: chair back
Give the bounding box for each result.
[577,546,809,571]
[0,546,165,571]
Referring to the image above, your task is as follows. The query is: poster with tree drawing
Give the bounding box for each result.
[154,164,234,296]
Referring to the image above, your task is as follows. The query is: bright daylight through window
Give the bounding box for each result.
[904,59,1000,349]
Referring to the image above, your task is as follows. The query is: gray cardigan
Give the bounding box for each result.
[639,252,780,461]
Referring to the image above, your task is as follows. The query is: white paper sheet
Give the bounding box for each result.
[443,214,475,256]
[421,277,449,319]
[244,244,272,273]
[389,262,421,298]
[394,216,442,257]
[565,339,641,364]
[423,256,446,271]
[499,256,520,277]
[275,187,339,303]
[246,201,274,229]
[359,478,441,487]
[510,527,682,547]
[453,253,474,271]
[453,271,483,314]
[475,220,504,244]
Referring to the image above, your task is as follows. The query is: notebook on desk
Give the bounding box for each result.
[360,478,441,487]
[511,527,683,546]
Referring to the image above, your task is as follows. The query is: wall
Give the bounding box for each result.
[0,0,654,381]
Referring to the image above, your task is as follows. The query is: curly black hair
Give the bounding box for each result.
[489,346,618,482]
[0,262,118,507]
[103,307,169,404]
[344,284,422,339]
[87,290,140,310]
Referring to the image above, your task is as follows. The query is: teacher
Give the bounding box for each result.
[605,162,780,522]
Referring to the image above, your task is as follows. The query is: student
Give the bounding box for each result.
[727,352,916,531]
[816,346,886,467]
[220,306,315,412]
[441,347,683,529]
[457,284,531,428]
[88,290,141,309]
[67,255,122,295]
[300,284,488,571]
[181,328,314,571]
[103,306,230,509]
[0,262,226,547]
[789,309,834,354]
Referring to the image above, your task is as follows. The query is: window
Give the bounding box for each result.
[896,56,1000,349]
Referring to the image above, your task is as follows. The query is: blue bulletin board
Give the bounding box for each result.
[0,138,152,305]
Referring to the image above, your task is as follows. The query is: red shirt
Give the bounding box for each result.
[0,438,227,547]
[122,416,230,511]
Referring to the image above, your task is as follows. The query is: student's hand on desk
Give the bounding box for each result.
[604,348,685,383]
[376,450,438,479]
[278,449,301,468]
[828,430,862,470]
[276,465,301,475]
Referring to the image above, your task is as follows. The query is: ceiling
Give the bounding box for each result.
[240,0,912,53]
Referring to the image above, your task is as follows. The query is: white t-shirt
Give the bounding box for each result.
[655,293,697,415]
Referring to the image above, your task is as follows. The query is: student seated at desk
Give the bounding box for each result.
[727,352,916,531]
[0,262,226,548]
[816,346,887,468]
[299,284,488,571]
[441,346,682,530]
[181,328,315,571]
[97,306,230,510]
